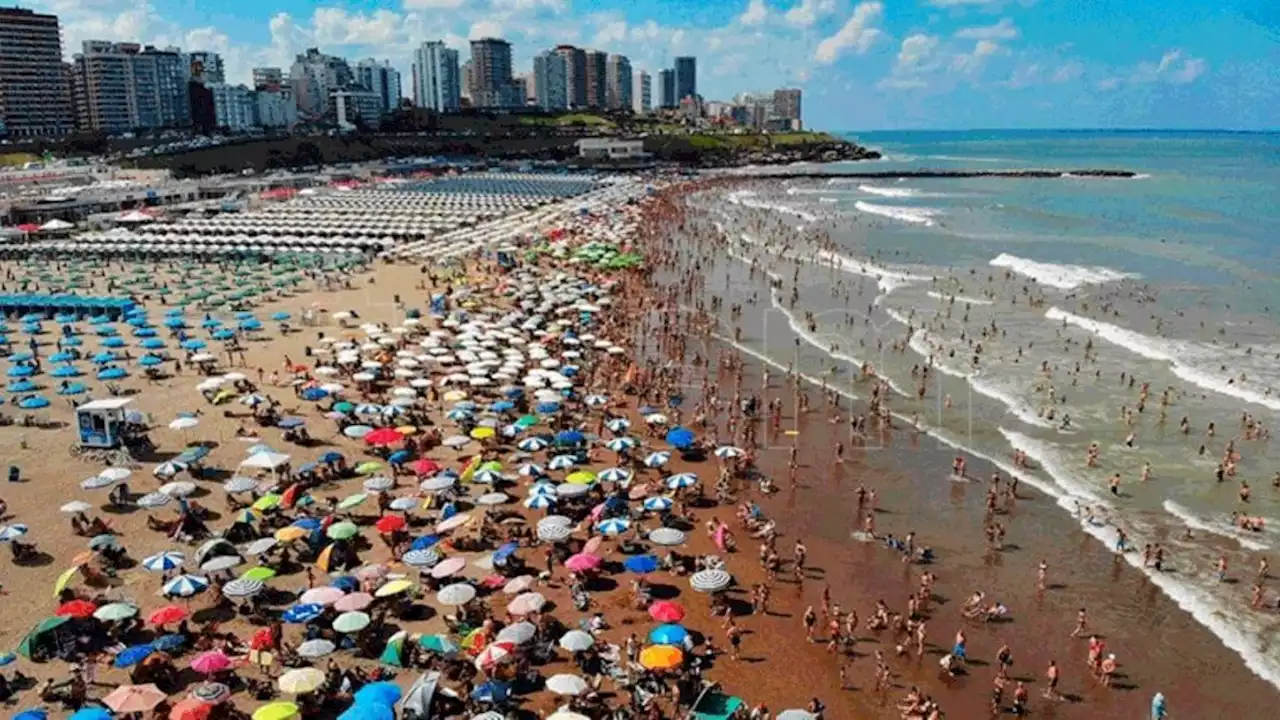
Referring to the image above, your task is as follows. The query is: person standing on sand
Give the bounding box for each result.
[803,605,817,642]
[1044,660,1062,700]
[1071,607,1087,638]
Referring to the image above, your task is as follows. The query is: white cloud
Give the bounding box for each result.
[468,19,504,40]
[592,20,629,48]
[896,33,940,72]
[813,2,884,65]
[1000,63,1039,89]
[927,0,1006,6]
[785,0,836,28]
[1051,61,1083,83]
[312,9,402,46]
[739,0,769,26]
[1130,49,1207,85]
[1097,76,1122,91]
[950,39,1003,73]
[955,18,1018,40]
[402,0,467,8]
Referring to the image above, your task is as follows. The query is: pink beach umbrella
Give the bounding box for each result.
[334,592,374,612]
[190,650,231,675]
[474,640,517,671]
[299,586,345,606]
[582,537,604,556]
[564,553,602,573]
[430,556,468,579]
[506,592,547,616]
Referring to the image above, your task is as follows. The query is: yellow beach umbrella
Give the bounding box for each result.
[277,667,325,694]
[442,390,468,402]
[274,526,308,543]
[396,425,418,436]
[53,566,80,597]
[252,493,282,511]
[252,702,300,720]
[315,544,335,573]
[469,427,495,440]
[566,471,596,485]
[639,645,683,670]
[374,579,414,598]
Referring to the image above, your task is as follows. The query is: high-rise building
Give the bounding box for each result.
[256,85,296,128]
[658,68,675,109]
[290,48,353,119]
[460,60,473,103]
[188,51,224,84]
[356,59,401,112]
[468,37,516,109]
[772,88,802,127]
[412,41,461,112]
[252,67,284,91]
[0,7,75,138]
[674,56,696,103]
[532,51,567,111]
[553,45,586,110]
[633,70,651,114]
[583,51,606,109]
[72,41,190,133]
[605,54,632,112]
[209,83,256,131]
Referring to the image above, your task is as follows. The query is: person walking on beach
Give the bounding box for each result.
[1071,607,1087,638]
[803,605,817,642]
[1044,660,1062,700]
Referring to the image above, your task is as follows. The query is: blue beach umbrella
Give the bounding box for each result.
[138,355,164,367]
[624,555,660,574]
[9,352,33,363]
[57,383,87,396]
[12,709,48,720]
[88,314,112,325]
[6,365,33,378]
[91,351,116,364]
[69,707,112,720]
[8,380,38,392]
[300,388,328,401]
[649,624,689,646]
[18,396,49,410]
[338,703,393,720]
[50,351,76,363]
[212,329,235,341]
[151,634,186,652]
[181,339,206,350]
[133,327,158,338]
[97,367,127,380]
[353,681,402,706]
[283,603,325,623]
[277,416,307,429]
[239,319,263,331]
[139,338,165,349]
[163,317,186,329]
[101,337,125,348]
[61,336,82,346]
[21,323,42,334]
[201,318,223,329]
[665,427,695,449]
[113,644,155,668]
[95,326,118,337]
[270,312,291,321]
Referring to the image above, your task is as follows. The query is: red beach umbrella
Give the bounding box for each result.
[170,698,213,720]
[149,605,188,625]
[365,428,403,446]
[648,600,685,623]
[413,459,441,476]
[16,223,40,233]
[375,515,406,533]
[56,599,98,618]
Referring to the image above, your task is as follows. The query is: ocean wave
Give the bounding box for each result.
[726,190,818,222]
[854,201,940,227]
[972,377,1059,429]
[1163,500,1270,552]
[926,290,994,306]
[989,252,1139,290]
[732,230,928,295]
[1045,307,1280,412]
[923,154,1007,163]
[858,184,920,198]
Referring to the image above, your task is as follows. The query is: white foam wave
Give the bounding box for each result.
[989,252,1138,290]
[854,201,940,227]
[1163,500,1270,552]
[926,290,994,306]
[732,230,928,296]
[858,184,920,198]
[972,378,1058,429]
[1045,307,1280,413]
[726,190,818,222]
[819,197,839,204]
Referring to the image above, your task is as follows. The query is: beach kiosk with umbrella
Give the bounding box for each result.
[70,397,149,465]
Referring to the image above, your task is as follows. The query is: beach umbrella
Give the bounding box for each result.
[278,667,325,694]
[714,445,745,458]
[605,437,636,452]
[137,491,171,509]
[388,496,419,511]
[623,555,660,574]
[223,578,265,597]
[690,568,733,593]
[497,620,537,645]
[471,679,511,704]
[436,583,476,606]
[162,574,210,597]
[201,554,242,573]
[94,602,138,622]
[375,515,406,534]
[667,472,698,489]
[60,500,93,514]
[474,641,517,671]
[299,586,344,606]
[546,714,590,720]
[596,517,630,535]
[775,712,817,720]
[142,551,185,572]
[401,549,440,568]
[643,496,673,512]
[333,611,371,633]
[639,645,683,671]
[648,600,685,623]
[506,592,546,616]
[643,451,671,468]
[606,418,630,433]
[282,603,325,624]
[546,673,589,696]
[297,639,335,658]
[326,521,359,540]
[56,599,98,619]
[113,644,155,668]
[334,592,374,612]
[517,462,544,477]
[649,623,689,646]
[649,527,686,546]
[353,681,402,706]
[598,467,631,483]
[103,684,167,713]
[251,703,299,720]
[429,556,467,579]
[523,493,555,510]
[18,396,49,410]
[547,454,576,470]
[558,629,594,652]
[0,524,28,542]
[418,634,460,655]
[148,605,187,626]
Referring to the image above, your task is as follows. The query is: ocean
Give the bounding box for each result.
[703,130,1280,691]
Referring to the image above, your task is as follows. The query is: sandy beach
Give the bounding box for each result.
[0,173,1273,720]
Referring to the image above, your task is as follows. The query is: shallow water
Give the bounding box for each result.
[698,130,1280,692]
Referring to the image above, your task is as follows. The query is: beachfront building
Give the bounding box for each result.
[773,88,802,129]
[188,51,224,85]
[72,41,191,134]
[255,86,297,129]
[356,59,402,113]
[633,70,651,115]
[658,68,675,110]
[0,7,75,138]
[674,56,697,104]
[208,83,257,132]
[583,51,607,110]
[468,37,521,110]
[533,51,568,111]
[606,55,632,112]
[554,45,587,110]
[252,67,284,91]
[411,41,461,113]
[290,48,353,120]
[575,138,645,160]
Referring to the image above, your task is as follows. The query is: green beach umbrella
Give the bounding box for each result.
[326,521,359,540]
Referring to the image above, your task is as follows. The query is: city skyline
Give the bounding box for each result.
[14,0,1280,131]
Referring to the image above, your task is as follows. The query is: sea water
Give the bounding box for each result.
[709,130,1280,689]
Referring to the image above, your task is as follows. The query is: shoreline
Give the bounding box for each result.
[629,179,1280,717]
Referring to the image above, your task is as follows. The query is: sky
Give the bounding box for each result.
[27,0,1280,131]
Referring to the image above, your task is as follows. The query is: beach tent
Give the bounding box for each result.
[39,219,74,232]
[691,689,745,720]
[17,616,75,661]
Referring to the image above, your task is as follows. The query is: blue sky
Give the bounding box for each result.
[30,0,1280,130]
